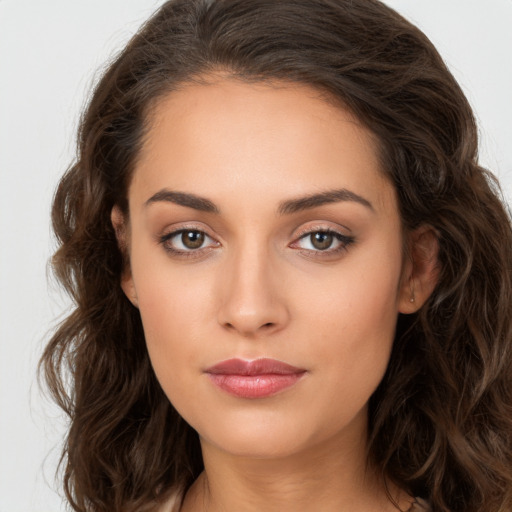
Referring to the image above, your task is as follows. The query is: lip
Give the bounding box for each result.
[205,358,306,399]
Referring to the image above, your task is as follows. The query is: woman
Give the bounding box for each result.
[41,0,512,511]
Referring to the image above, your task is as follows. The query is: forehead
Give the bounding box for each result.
[131,78,395,215]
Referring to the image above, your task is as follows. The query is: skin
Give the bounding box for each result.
[113,78,438,512]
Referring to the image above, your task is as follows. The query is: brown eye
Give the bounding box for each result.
[310,232,334,250]
[292,229,354,255]
[160,228,218,255]
[182,230,205,249]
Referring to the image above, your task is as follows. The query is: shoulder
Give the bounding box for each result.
[410,497,431,511]
[156,490,183,512]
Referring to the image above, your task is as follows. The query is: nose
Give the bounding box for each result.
[216,243,290,338]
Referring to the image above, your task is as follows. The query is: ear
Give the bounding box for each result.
[111,206,139,308]
[398,225,440,314]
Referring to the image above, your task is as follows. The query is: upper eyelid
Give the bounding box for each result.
[160,227,217,243]
[293,223,351,239]
[158,223,353,250]
[158,225,219,250]
[159,228,219,256]
[291,229,353,245]
[160,223,216,238]
[160,224,347,238]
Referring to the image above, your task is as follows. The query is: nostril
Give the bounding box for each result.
[223,321,275,333]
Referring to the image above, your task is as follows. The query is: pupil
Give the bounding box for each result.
[182,231,204,249]
[311,232,333,250]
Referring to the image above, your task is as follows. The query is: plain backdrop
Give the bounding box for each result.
[0,1,511,511]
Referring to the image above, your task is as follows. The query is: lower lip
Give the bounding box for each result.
[207,373,305,399]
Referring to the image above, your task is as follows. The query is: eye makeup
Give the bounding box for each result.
[290,228,355,258]
[158,226,220,260]
[157,223,355,261]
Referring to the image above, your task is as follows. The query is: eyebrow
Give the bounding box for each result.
[277,188,374,215]
[145,189,220,213]
[144,187,374,215]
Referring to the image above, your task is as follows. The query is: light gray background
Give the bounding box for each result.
[0,1,511,511]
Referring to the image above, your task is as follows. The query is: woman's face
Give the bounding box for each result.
[120,78,414,459]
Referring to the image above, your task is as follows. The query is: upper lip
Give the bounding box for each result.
[205,358,305,376]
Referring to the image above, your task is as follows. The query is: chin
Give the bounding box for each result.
[203,428,314,460]
[194,405,364,462]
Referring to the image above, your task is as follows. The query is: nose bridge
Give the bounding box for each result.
[217,236,288,336]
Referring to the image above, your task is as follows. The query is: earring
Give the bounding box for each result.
[409,280,415,303]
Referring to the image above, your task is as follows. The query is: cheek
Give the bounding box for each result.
[301,250,400,331]
[296,241,402,383]
[130,251,216,378]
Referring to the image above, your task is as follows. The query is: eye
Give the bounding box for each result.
[292,229,354,254]
[160,228,219,255]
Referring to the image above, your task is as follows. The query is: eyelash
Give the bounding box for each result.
[159,227,219,259]
[158,227,355,259]
[291,227,355,258]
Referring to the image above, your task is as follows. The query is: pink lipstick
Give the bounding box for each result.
[205,358,306,399]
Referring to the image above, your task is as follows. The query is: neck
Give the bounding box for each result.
[180,420,409,512]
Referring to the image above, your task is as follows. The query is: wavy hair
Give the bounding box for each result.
[41,1,512,511]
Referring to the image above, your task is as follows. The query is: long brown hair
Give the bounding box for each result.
[41,1,512,511]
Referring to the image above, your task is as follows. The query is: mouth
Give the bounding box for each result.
[204,358,306,399]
